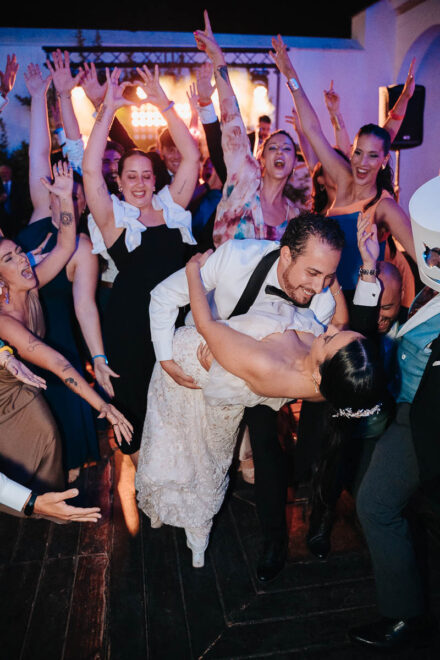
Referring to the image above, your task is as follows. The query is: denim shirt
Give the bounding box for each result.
[397,313,440,403]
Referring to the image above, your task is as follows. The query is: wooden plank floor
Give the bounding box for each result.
[1,431,440,660]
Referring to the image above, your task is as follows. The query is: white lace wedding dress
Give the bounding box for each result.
[135,302,325,559]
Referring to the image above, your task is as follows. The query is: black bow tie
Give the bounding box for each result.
[265,285,295,303]
[264,284,312,308]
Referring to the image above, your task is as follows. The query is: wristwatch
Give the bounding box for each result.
[24,491,38,516]
[359,266,377,276]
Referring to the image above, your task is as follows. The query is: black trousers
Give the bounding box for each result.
[243,404,287,543]
[356,403,426,618]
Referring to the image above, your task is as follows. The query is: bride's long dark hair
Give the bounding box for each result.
[312,336,388,507]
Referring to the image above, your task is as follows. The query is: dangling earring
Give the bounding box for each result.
[5,288,9,304]
[311,374,319,393]
[118,186,123,193]
[381,163,386,170]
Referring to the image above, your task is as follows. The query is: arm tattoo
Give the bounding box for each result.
[96,104,107,123]
[215,66,230,85]
[60,211,73,226]
[27,335,44,352]
[177,179,187,195]
[64,376,78,388]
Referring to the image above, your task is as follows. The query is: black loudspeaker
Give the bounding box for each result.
[378,84,425,150]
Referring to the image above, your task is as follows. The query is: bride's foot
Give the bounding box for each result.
[192,550,205,568]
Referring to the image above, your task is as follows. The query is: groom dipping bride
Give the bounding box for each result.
[136,213,385,571]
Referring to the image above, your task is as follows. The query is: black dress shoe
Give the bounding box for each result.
[348,615,436,650]
[306,506,333,560]
[256,538,288,582]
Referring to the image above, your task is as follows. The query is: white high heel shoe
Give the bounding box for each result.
[191,550,205,568]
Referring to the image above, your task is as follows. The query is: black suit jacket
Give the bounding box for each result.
[410,331,440,512]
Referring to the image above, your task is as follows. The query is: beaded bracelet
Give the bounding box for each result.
[0,345,13,355]
[92,354,108,364]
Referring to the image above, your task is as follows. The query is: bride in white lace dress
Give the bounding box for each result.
[136,253,379,567]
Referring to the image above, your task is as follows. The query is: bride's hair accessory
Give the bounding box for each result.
[332,403,382,419]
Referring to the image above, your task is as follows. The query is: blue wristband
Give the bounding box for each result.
[92,354,108,364]
[27,251,36,268]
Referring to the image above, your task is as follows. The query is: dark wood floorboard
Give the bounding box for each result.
[1,432,439,660]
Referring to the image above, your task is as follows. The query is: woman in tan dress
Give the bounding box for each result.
[0,163,132,494]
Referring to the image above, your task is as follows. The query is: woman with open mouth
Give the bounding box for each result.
[0,162,132,500]
[193,12,301,248]
[270,34,416,297]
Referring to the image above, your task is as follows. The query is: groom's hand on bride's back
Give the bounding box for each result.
[160,359,201,389]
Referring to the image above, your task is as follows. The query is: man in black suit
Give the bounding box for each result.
[350,177,440,650]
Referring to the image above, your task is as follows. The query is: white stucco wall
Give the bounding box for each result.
[0,0,438,215]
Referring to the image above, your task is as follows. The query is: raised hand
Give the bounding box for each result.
[285,108,299,132]
[195,62,215,104]
[186,82,199,114]
[46,49,83,97]
[0,352,47,389]
[24,62,51,98]
[193,10,223,63]
[81,61,107,109]
[40,160,73,199]
[402,57,416,99]
[98,403,133,446]
[323,80,340,116]
[269,35,295,79]
[357,212,379,268]
[136,64,170,110]
[101,67,134,112]
[0,53,19,97]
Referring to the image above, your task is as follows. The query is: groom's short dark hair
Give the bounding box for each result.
[280,212,345,262]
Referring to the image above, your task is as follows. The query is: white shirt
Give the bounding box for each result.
[0,472,30,512]
[150,238,380,362]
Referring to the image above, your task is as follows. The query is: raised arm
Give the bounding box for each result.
[46,50,83,142]
[82,67,133,247]
[24,63,52,222]
[270,36,352,192]
[0,53,19,111]
[136,64,199,208]
[0,315,132,446]
[382,58,415,143]
[194,11,258,183]
[33,161,76,288]
[323,80,351,158]
[285,108,318,174]
[81,61,137,151]
[195,62,227,184]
